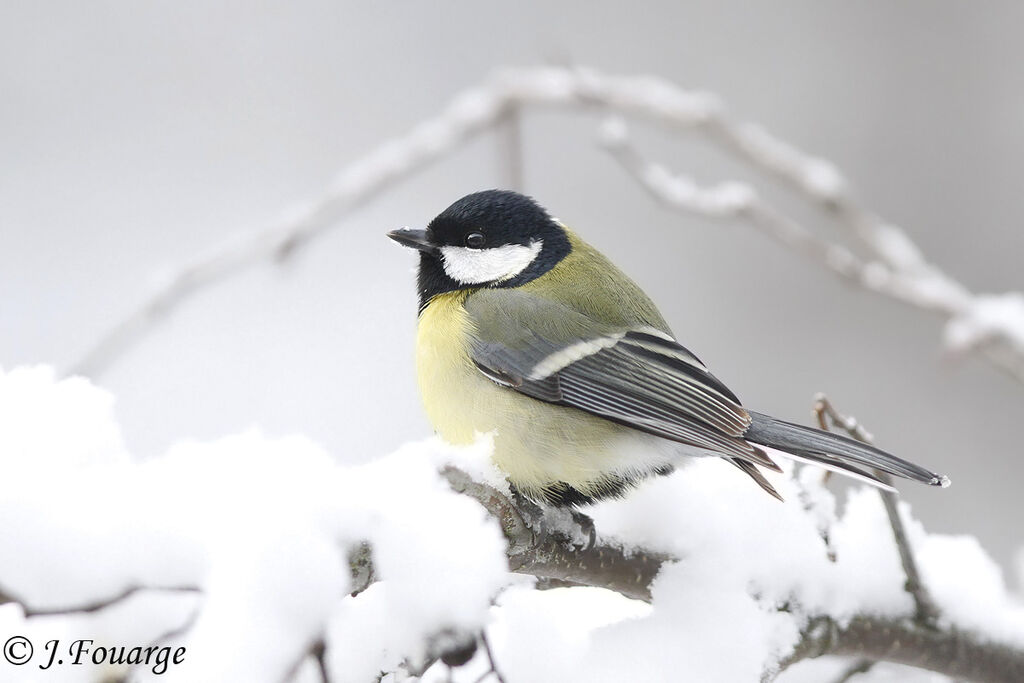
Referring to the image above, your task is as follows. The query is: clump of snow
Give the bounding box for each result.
[590,462,911,621]
[736,123,846,201]
[324,444,509,682]
[781,658,957,683]
[478,586,652,683]
[496,66,577,103]
[893,269,972,311]
[918,533,1024,647]
[945,292,1024,353]
[495,67,724,123]
[874,224,925,271]
[0,365,128,471]
[800,158,845,201]
[643,162,755,216]
[603,73,723,124]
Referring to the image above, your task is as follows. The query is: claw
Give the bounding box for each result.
[570,509,597,550]
[510,484,550,547]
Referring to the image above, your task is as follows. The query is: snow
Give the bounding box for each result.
[782,659,956,683]
[601,73,723,124]
[874,224,926,271]
[800,159,845,201]
[0,365,128,470]
[945,292,1024,353]
[0,365,507,682]
[919,533,1024,646]
[736,123,846,201]
[641,162,756,216]
[1,364,1021,682]
[429,460,1023,683]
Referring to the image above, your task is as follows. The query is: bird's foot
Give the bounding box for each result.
[569,508,597,551]
[509,484,551,548]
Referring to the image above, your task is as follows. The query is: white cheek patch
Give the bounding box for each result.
[439,240,543,285]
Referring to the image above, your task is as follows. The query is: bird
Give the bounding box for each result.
[388,189,949,506]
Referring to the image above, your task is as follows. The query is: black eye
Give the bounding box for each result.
[465,232,486,248]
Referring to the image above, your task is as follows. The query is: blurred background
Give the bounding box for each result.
[2,2,1022,576]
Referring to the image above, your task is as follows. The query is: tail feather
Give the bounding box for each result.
[744,411,950,488]
[730,457,784,501]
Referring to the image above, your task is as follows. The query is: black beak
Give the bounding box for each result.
[387,227,437,254]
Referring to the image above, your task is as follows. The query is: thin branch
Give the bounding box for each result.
[601,121,937,310]
[599,123,867,281]
[600,116,1024,384]
[775,615,1024,683]
[432,465,1024,682]
[145,606,201,651]
[440,466,669,602]
[286,637,330,683]
[3,463,1020,682]
[313,639,330,683]
[65,66,1024,384]
[0,582,198,617]
[66,82,515,378]
[101,605,203,683]
[813,394,941,627]
[347,470,667,600]
[477,630,507,683]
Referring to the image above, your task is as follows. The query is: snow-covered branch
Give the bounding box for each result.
[68,66,1024,385]
[440,466,668,602]
[455,469,1024,682]
[444,454,1024,682]
[598,115,1024,383]
[778,614,1024,683]
[812,395,940,627]
[1,367,1023,681]
[329,460,1024,682]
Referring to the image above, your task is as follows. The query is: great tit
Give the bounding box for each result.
[388,189,949,506]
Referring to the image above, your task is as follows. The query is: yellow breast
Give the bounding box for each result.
[415,291,670,500]
[415,290,485,446]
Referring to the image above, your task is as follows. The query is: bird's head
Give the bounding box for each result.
[388,189,571,310]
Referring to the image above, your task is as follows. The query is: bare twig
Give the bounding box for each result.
[313,638,330,683]
[812,394,941,627]
[477,630,507,683]
[100,605,202,683]
[0,582,198,617]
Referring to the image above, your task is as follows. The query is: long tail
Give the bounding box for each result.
[744,411,950,489]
